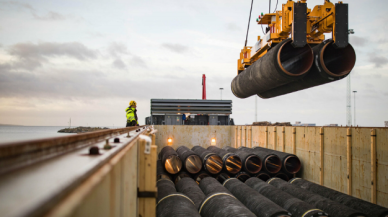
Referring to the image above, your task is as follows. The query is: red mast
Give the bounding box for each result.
[202,74,206,100]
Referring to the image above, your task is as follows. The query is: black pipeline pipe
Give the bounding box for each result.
[207,146,242,175]
[176,146,203,174]
[231,38,314,99]
[157,178,177,202]
[215,173,230,184]
[193,170,211,184]
[223,146,262,174]
[240,147,281,174]
[191,146,223,175]
[199,192,256,217]
[245,177,328,217]
[275,172,290,181]
[159,146,182,174]
[254,147,301,174]
[269,178,366,217]
[176,177,206,210]
[157,193,201,217]
[173,171,191,184]
[223,178,291,217]
[259,40,356,98]
[290,178,388,217]
[199,177,231,195]
[256,172,271,181]
[157,160,171,181]
[234,171,251,182]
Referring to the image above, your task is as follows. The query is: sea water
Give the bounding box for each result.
[0,126,74,144]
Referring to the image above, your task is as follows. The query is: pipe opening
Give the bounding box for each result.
[321,42,356,77]
[245,155,262,174]
[195,172,211,184]
[256,173,271,181]
[206,155,223,174]
[225,156,242,174]
[278,41,313,76]
[157,174,170,180]
[186,155,202,174]
[235,173,251,182]
[165,155,182,174]
[215,173,230,184]
[265,155,282,173]
[174,172,191,184]
[275,173,290,181]
[284,156,301,174]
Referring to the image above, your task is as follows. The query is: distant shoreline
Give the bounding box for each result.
[0,124,24,126]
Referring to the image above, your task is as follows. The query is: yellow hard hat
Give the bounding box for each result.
[129,100,137,106]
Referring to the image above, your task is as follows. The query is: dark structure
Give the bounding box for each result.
[145,99,234,125]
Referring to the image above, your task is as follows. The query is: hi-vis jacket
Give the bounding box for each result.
[126,107,138,124]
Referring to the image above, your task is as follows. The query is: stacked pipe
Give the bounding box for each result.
[223,146,262,175]
[157,179,200,217]
[290,178,388,217]
[175,177,206,210]
[256,172,271,181]
[258,40,356,98]
[268,178,366,217]
[223,178,291,217]
[245,177,328,217]
[176,146,202,174]
[253,147,301,175]
[231,38,314,99]
[198,177,256,217]
[234,171,251,182]
[158,146,182,174]
[193,171,211,184]
[172,170,191,184]
[239,147,282,174]
[191,146,223,175]
[207,146,242,175]
[157,159,171,181]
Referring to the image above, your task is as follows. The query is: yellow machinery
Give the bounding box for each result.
[238,0,349,74]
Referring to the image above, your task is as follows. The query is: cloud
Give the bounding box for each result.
[108,42,129,58]
[350,36,367,47]
[130,56,147,68]
[226,23,242,32]
[112,58,126,69]
[161,43,189,54]
[368,53,388,68]
[32,11,65,21]
[0,1,66,21]
[4,42,98,69]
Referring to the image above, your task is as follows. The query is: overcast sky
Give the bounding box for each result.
[0,0,387,127]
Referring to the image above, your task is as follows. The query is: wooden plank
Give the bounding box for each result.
[265,126,269,148]
[347,128,352,195]
[234,126,238,148]
[273,127,277,150]
[375,128,388,207]
[371,129,377,204]
[282,127,285,152]
[292,127,296,155]
[320,127,324,185]
[247,126,252,148]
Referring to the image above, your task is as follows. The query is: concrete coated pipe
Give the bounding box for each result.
[158,146,182,175]
[259,40,356,98]
[191,146,223,175]
[240,147,282,174]
[269,178,366,217]
[253,147,301,174]
[176,146,202,174]
[176,177,206,210]
[207,146,242,175]
[231,38,313,99]
[290,178,388,217]
[223,146,262,175]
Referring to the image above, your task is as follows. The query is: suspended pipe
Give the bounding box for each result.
[231,38,314,99]
[175,177,206,210]
[193,170,211,184]
[223,178,291,217]
[240,147,281,174]
[176,146,203,174]
[268,178,366,217]
[198,177,256,217]
[158,146,182,174]
[259,40,357,98]
[191,146,223,175]
[234,171,251,182]
[254,147,301,174]
[290,178,388,217]
[256,172,271,181]
[207,146,242,175]
[245,177,328,217]
[157,160,171,181]
[223,146,262,174]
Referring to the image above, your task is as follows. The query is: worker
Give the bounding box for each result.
[126,101,139,127]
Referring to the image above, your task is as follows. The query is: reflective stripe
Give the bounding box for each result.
[301,209,325,217]
[267,177,280,184]
[222,178,238,186]
[199,193,236,214]
[157,194,194,206]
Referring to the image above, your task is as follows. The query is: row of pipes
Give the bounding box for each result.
[157,146,388,217]
[158,145,302,184]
